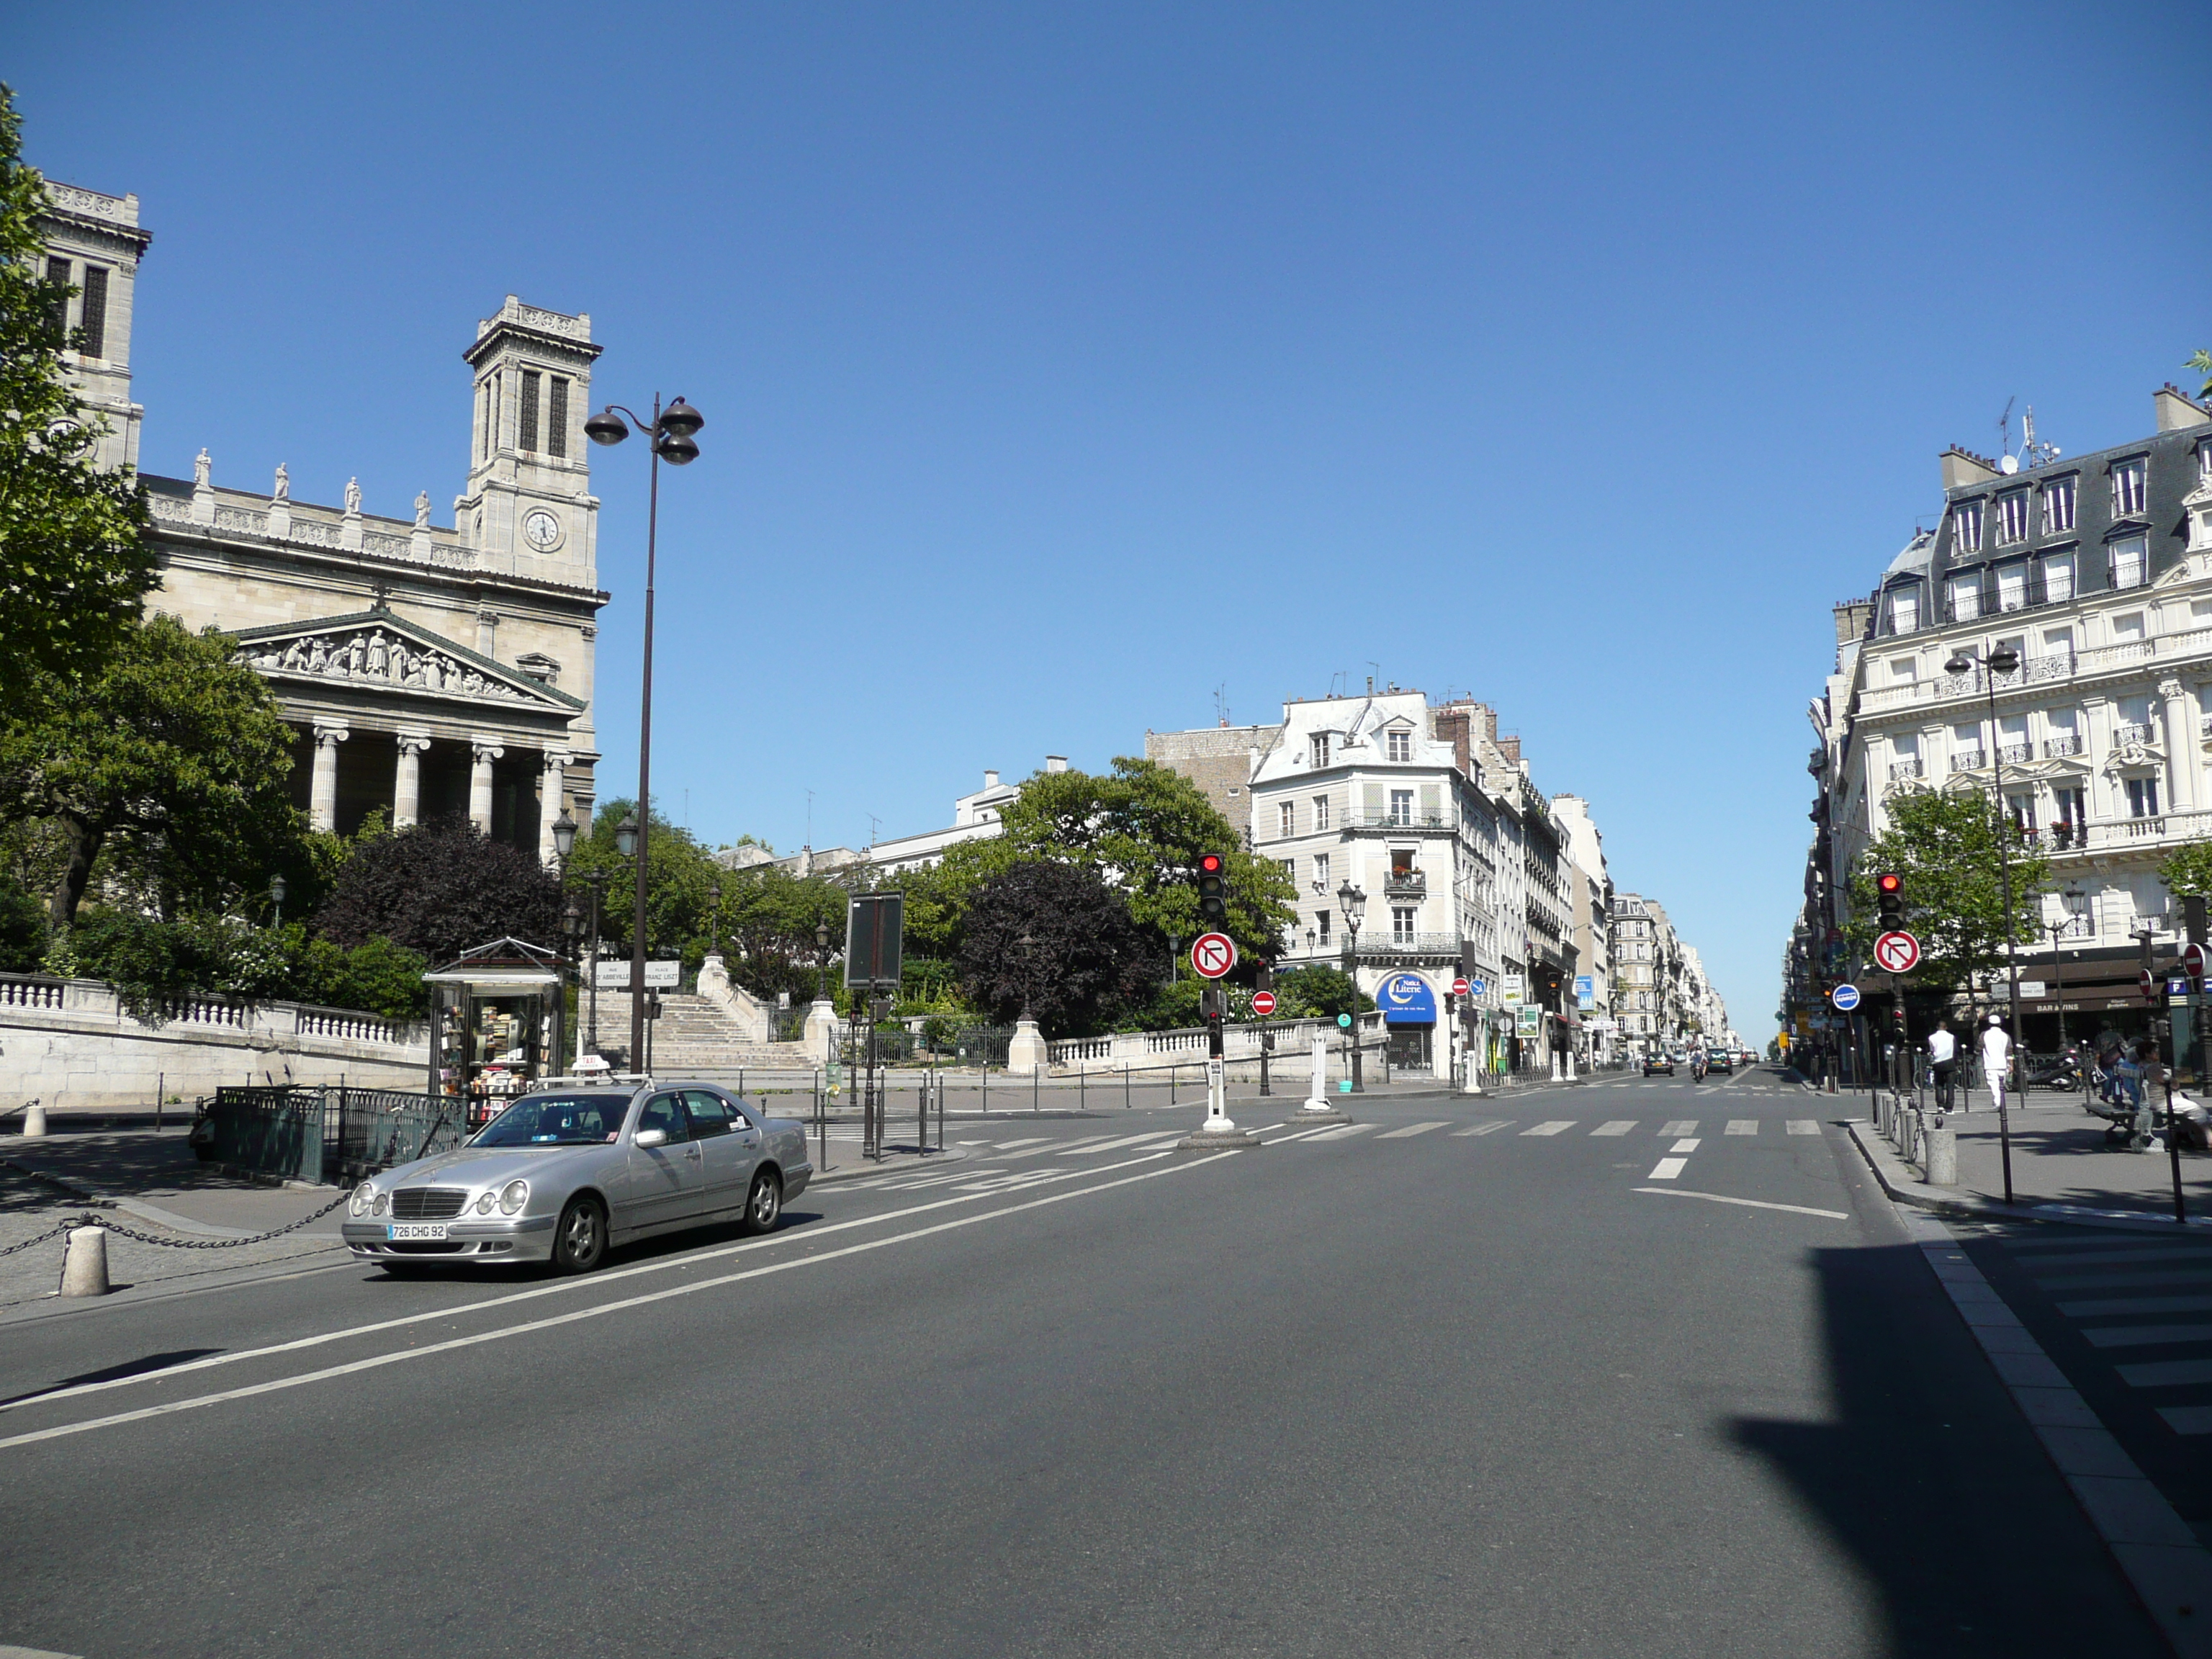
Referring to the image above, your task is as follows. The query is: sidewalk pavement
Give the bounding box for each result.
[1846,1083,2212,1231]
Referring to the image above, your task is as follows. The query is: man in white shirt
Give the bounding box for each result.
[1926,1018,1957,1112]
[1981,1015,2013,1115]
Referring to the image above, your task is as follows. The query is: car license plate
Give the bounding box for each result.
[387,1223,447,1241]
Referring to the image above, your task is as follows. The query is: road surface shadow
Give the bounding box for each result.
[1731,1238,2167,1658]
[0,1347,223,1409]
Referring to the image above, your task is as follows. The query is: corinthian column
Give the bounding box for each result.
[469,737,504,835]
[393,732,432,829]
[2161,678,2200,814]
[310,724,349,832]
[538,750,571,866]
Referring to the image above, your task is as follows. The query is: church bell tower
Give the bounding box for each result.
[455,296,603,586]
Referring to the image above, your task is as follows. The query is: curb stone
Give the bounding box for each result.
[1845,1118,2212,1236]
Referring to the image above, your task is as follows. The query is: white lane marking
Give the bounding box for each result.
[0,1153,1245,1453]
[990,1138,1051,1151]
[1308,1123,1379,1140]
[0,1146,1190,1420]
[1633,1187,1848,1220]
[1591,1121,1636,1137]
[1787,1120,1820,1136]
[1061,1132,1184,1155]
[1647,1157,1689,1180]
[1452,1122,1512,1136]
[1669,1138,1702,1154]
[1521,1121,1575,1136]
[996,1134,1125,1160]
[1659,1120,1699,1136]
[1377,1122,1449,1139]
[1694,1087,1719,1096]
[1725,1120,1758,1136]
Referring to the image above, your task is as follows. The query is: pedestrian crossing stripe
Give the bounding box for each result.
[1786,1120,1819,1136]
[1377,1122,1449,1138]
[1522,1121,1575,1136]
[1648,1157,1688,1179]
[1659,1120,1698,1136]
[1453,1121,1511,1136]
[1725,1120,1758,1136]
[1591,1121,1635,1136]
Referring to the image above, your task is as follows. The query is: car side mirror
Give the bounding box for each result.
[634,1128,669,1148]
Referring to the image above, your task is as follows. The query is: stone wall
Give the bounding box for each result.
[0,975,428,1111]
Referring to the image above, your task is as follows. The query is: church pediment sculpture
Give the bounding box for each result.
[232,614,580,709]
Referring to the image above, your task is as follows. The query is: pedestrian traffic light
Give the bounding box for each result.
[1876,872,1904,930]
[1197,853,1228,925]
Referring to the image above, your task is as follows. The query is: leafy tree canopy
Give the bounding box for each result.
[2159,840,2212,900]
[956,858,1159,1035]
[0,86,158,706]
[0,613,307,926]
[42,909,427,1022]
[1848,786,2049,993]
[316,815,562,966]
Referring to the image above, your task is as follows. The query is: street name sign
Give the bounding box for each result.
[1872,931,1921,974]
[1191,932,1237,979]
[1250,990,1277,1017]
[2017,981,2046,999]
[1830,983,1861,1012]
[595,959,679,990]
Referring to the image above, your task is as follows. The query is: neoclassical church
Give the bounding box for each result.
[36,181,608,861]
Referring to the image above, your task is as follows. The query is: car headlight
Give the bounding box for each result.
[372,1191,389,1216]
[500,1179,529,1215]
[351,1182,374,1217]
[475,1192,496,1215]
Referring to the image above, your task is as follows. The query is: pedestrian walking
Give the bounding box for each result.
[1927,1017,1957,1114]
[1979,1014,2011,1115]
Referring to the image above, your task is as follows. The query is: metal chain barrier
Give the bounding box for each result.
[1,1157,350,1252]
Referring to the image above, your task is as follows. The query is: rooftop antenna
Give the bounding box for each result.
[2020,405,2062,469]
[867,813,881,848]
[1366,662,1380,696]
[1213,683,1231,727]
[806,790,814,849]
[1996,396,2015,465]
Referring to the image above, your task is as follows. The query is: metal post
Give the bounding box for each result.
[1124,1064,1130,1110]
[2164,1022,2188,1224]
[156,1071,163,1133]
[1032,1064,1039,1114]
[1080,1066,1087,1114]
[629,397,665,1071]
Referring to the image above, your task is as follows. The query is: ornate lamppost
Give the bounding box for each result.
[269,873,287,928]
[708,881,723,958]
[1945,639,2025,1202]
[1337,881,1367,1092]
[585,395,706,1073]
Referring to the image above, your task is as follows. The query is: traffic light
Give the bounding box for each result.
[1197,853,1228,926]
[1875,871,1904,930]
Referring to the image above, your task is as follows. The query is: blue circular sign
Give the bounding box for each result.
[1830,983,1861,1012]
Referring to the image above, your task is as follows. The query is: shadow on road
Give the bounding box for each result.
[0,1347,224,1409]
[1731,1239,2167,1658]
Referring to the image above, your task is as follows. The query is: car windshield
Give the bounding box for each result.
[473,1094,629,1147]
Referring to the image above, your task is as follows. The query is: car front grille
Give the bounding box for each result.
[390,1187,467,1220]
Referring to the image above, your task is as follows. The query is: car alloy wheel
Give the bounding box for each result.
[742,1171,782,1236]
[553,1196,606,1274]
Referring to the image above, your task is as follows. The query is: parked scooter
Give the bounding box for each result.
[2024,1046,2082,1092]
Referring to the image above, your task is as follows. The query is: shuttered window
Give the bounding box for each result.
[519,371,541,453]
[78,266,107,359]
[547,377,569,458]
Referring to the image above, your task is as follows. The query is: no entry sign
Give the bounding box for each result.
[1191,932,1238,979]
[2185,942,2208,981]
[1451,976,1470,997]
[1873,930,1921,974]
[1251,989,1277,1017]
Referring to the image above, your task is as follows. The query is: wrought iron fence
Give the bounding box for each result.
[199,1084,468,1186]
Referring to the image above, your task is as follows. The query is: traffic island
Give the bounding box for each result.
[1175,1124,1264,1153]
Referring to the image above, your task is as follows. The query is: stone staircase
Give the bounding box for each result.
[646,992,812,1072]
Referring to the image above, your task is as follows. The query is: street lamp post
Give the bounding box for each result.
[269,873,287,929]
[585,394,705,1076]
[580,869,608,1061]
[2047,882,2086,1079]
[708,881,722,959]
[1337,881,1366,1092]
[1946,639,2025,1204]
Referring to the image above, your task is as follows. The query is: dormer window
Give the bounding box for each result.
[2043,475,2077,534]
[2112,457,2148,518]
[1995,491,2030,544]
[1887,588,1920,634]
[1310,733,1331,768]
[1386,729,1411,762]
[1951,500,1983,554]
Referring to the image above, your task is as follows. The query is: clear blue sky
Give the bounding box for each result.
[12,1,2210,1032]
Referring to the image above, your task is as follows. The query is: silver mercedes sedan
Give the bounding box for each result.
[339,1081,814,1274]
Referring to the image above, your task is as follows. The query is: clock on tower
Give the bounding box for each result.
[454,295,602,583]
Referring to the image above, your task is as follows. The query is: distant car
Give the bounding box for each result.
[1705,1051,1732,1075]
[1643,1053,1675,1076]
[340,1081,814,1275]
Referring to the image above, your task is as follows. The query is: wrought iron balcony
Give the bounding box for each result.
[1949,751,1986,773]
[1383,869,1427,895]
[1888,757,1924,780]
[2042,734,2082,758]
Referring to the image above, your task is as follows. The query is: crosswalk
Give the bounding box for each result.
[1980,1228,2212,1436]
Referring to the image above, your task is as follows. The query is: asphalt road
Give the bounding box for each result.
[0,1067,2172,1658]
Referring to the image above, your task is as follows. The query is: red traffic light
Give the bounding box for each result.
[1876,873,1902,896]
[1198,853,1224,874]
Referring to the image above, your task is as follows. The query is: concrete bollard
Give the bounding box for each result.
[60,1226,110,1296]
[22,1099,47,1137]
[1925,1122,1957,1187]
[1901,1110,1920,1163]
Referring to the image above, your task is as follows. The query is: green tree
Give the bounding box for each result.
[956,858,1158,1034]
[316,814,563,965]
[2160,840,2212,899]
[0,613,307,926]
[0,86,158,706]
[2189,349,2212,402]
[1848,788,2049,993]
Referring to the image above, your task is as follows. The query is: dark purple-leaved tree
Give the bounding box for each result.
[315,816,562,966]
[956,858,1158,1036]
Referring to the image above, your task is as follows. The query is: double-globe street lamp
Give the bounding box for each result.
[1944,638,2025,1204]
[1337,881,1367,1092]
[585,395,705,1071]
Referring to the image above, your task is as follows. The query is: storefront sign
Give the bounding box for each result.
[1377,973,1437,1025]
[1502,974,1525,1005]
